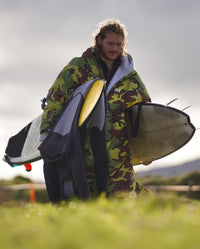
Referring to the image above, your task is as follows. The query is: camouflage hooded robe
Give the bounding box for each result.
[40,47,151,196]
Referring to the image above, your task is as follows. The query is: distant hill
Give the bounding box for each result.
[136,159,200,178]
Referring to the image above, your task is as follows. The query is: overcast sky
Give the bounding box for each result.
[1,0,200,182]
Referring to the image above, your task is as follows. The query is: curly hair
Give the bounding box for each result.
[92,19,127,55]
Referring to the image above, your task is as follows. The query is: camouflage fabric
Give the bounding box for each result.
[41,47,151,196]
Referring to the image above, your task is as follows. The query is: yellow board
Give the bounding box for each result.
[79,80,105,127]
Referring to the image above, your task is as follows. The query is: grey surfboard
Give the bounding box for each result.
[3,79,105,167]
[127,102,196,166]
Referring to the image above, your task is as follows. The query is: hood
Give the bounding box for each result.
[106,53,134,95]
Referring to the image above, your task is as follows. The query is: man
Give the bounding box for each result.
[40,19,151,202]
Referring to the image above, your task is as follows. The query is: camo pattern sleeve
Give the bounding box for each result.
[40,49,103,135]
[40,64,80,135]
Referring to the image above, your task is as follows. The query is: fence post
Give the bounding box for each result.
[29,182,36,202]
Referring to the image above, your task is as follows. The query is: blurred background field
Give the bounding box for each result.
[0,193,200,249]
[0,173,200,249]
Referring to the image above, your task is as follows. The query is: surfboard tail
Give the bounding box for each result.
[128,102,196,165]
[3,154,32,171]
[3,154,14,167]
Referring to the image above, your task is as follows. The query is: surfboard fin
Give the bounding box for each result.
[182,105,192,111]
[24,163,32,172]
[3,154,32,171]
[166,98,178,105]
[13,163,32,172]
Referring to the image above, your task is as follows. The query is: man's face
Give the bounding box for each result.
[99,32,124,63]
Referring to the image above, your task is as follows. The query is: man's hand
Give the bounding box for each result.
[142,161,152,166]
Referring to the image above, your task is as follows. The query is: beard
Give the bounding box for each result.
[96,44,123,61]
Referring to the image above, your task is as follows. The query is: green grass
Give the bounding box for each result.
[0,193,200,249]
